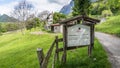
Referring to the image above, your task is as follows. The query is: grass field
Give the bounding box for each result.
[96,15,120,37]
[0,31,111,68]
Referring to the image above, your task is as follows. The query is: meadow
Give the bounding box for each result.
[0,31,111,68]
[96,15,120,37]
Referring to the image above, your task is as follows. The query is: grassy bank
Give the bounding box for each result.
[96,15,120,37]
[0,31,111,68]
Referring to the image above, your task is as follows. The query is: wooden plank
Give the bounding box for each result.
[37,48,44,68]
[41,39,56,68]
[59,15,82,24]
[52,36,59,68]
[84,16,100,23]
[92,25,95,48]
[59,15,100,24]
[58,45,89,52]
[52,50,56,68]
[88,24,94,56]
[61,24,67,63]
[55,36,59,61]
[91,24,94,48]
[84,18,97,24]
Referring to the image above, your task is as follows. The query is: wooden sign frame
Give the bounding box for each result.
[59,15,100,63]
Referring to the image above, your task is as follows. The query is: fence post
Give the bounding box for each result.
[55,36,59,61]
[37,48,44,68]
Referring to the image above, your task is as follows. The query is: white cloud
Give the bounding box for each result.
[0,6,10,15]
[0,1,17,15]
[48,0,71,5]
[0,0,71,15]
[29,0,71,13]
[32,0,61,12]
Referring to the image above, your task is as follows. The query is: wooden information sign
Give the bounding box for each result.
[67,24,90,47]
[58,15,100,63]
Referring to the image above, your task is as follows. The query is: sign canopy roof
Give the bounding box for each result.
[59,15,100,25]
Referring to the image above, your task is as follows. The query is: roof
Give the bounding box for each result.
[59,15,100,24]
[51,23,61,26]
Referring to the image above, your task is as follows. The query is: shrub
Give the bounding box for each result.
[5,23,19,31]
[102,10,113,17]
[26,18,41,30]
[0,23,19,33]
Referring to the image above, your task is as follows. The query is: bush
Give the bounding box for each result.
[96,15,120,37]
[0,23,19,33]
[26,18,41,30]
[90,2,108,15]
[102,10,113,17]
[5,23,19,31]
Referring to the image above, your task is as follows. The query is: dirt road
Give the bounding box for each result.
[95,32,120,68]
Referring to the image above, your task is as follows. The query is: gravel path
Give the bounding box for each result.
[95,32,120,68]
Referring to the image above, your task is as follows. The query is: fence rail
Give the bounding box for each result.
[37,35,91,68]
[37,36,59,68]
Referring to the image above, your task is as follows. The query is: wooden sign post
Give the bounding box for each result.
[59,15,100,63]
[62,24,67,63]
[36,15,100,68]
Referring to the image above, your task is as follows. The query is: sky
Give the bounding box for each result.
[0,0,71,15]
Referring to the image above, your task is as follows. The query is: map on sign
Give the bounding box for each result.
[67,24,90,47]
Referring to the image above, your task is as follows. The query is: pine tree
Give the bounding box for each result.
[72,0,91,16]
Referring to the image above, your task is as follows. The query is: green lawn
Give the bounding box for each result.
[56,39,111,68]
[96,15,120,37]
[0,31,111,68]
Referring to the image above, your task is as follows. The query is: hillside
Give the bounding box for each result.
[0,14,17,22]
[96,15,120,37]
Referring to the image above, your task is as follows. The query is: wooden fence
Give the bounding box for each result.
[37,36,63,68]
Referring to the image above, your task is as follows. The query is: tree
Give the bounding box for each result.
[53,12,66,24]
[26,17,41,30]
[38,10,52,30]
[12,0,34,34]
[90,1,108,15]
[90,0,120,15]
[72,0,91,16]
[108,0,120,14]
[38,10,50,21]
[5,23,19,31]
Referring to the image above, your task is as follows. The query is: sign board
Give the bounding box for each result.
[67,24,90,47]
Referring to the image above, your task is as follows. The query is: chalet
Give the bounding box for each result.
[51,23,63,33]
[46,12,53,30]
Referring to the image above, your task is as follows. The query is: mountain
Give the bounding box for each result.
[59,0,74,15]
[59,0,97,15]
[0,14,17,22]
